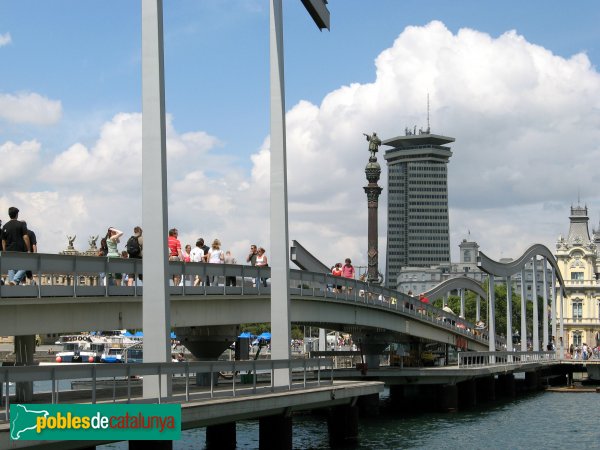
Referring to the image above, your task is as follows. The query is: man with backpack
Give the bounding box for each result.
[126,226,143,286]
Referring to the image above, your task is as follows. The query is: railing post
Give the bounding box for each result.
[210,363,214,398]
[4,372,9,420]
[303,359,307,389]
[126,365,131,403]
[157,365,162,404]
[252,360,257,394]
[92,365,97,404]
[232,361,236,397]
[185,363,190,402]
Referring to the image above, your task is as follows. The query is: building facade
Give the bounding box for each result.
[383,130,454,290]
[555,205,600,351]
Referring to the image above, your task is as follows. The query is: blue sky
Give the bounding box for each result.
[1,1,600,272]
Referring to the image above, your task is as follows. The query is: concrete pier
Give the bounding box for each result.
[525,370,541,392]
[357,392,380,416]
[496,374,516,399]
[259,415,292,450]
[476,376,495,403]
[458,380,477,409]
[438,384,458,412]
[14,334,35,402]
[327,404,359,447]
[206,422,236,449]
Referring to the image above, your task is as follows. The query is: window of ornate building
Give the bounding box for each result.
[570,271,584,280]
[572,299,583,321]
[572,331,582,347]
[463,250,471,262]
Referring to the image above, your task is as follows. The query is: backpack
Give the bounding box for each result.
[126,235,141,257]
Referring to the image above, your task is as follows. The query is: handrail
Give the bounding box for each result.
[0,252,501,347]
[458,351,557,368]
[1,358,334,421]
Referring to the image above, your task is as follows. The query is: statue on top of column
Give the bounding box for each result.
[364,132,381,160]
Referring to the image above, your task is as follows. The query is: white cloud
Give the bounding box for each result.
[0,140,41,186]
[0,32,11,47]
[0,92,62,125]
[4,21,600,280]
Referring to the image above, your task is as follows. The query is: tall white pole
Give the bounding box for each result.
[520,269,527,351]
[269,0,291,387]
[559,287,565,359]
[542,258,549,350]
[141,0,171,398]
[531,257,539,351]
[488,276,496,352]
[551,267,557,345]
[506,276,513,352]
[459,288,465,318]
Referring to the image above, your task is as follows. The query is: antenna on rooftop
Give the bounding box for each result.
[426,93,431,134]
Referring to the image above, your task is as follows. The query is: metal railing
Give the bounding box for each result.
[0,252,500,347]
[458,351,557,368]
[0,358,333,421]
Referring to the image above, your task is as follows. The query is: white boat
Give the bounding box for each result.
[55,332,137,363]
[54,335,96,363]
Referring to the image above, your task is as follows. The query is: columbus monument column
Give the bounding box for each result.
[363,132,383,284]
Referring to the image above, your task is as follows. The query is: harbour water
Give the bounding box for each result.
[98,389,600,449]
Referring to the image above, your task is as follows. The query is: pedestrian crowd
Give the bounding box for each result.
[329,258,355,292]
[568,342,599,360]
[0,205,359,292]
[0,205,275,288]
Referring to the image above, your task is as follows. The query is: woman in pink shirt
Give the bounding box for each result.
[342,258,355,293]
[342,258,355,278]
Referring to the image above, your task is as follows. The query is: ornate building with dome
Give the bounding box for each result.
[555,205,600,352]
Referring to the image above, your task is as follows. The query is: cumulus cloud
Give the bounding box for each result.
[0,32,11,47]
[3,21,600,277]
[0,92,62,125]
[0,140,41,186]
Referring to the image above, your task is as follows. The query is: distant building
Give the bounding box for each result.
[555,205,600,351]
[383,129,454,290]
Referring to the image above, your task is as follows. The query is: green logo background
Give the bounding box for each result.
[10,404,181,441]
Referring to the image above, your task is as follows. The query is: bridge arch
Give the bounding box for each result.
[477,244,566,355]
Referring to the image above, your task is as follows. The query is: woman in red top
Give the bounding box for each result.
[168,228,183,286]
[331,262,342,292]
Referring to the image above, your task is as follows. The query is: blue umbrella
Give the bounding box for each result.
[122,331,133,337]
[134,331,143,337]
[170,331,177,339]
[258,332,271,341]
[238,331,254,338]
